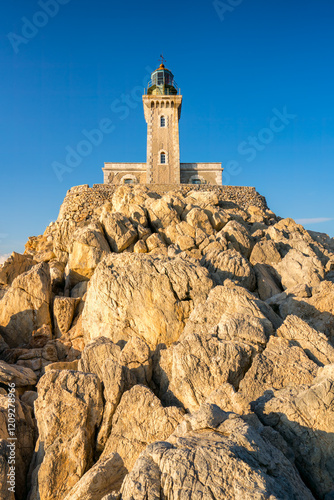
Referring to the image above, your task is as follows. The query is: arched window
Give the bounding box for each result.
[160,152,166,164]
[160,116,166,127]
[192,179,201,184]
[120,174,138,185]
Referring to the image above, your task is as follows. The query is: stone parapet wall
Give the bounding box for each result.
[57,184,268,222]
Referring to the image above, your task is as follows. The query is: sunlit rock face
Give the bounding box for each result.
[2,184,334,499]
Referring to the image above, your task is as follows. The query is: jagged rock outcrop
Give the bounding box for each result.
[101,385,184,473]
[0,393,36,500]
[239,336,318,403]
[29,370,103,500]
[1,184,334,500]
[0,262,51,347]
[254,365,334,499]
[155,283,279,411]
[82,253,213,348]
[118,404,315,500]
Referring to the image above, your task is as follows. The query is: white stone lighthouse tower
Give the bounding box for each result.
[102,60,222,186]
[142,62,182,184]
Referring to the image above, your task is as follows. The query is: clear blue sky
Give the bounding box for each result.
[1,0,334,258]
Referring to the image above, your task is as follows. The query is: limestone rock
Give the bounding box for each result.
[204,206,228,231]
[254,263,283,300]
[204,382,251,415]
[0,361,37,387]
[267,218,330,266]
[0,252,37,286]
[181,283,278,340]
[222,220,253,258]
[63,454,126,500]
[278,280,334,343]
[82,254,213,348]
[48,259,65,293]
[100,206,138,253]
[156,285,274,411]
[0,440,15,500]
[275,248,325,289]
[201,248,256,290]
[111,186,148,226]
[0,262,51,347]
[185,190,219,207]
[250,239,281,266]
[184,206,214,235]
[239,336,318,404]
[145,196,181,232]
[101,385,184,473]
[29,370,103,500]
[133,240,147,253]
[277,314,334,366]
[53,296,79,337]
[145,233,167,254]
[254,365,334,498]
[0,393,36,500]
[164,221,196,246]
[78,337,133,451]
[119,404,314,500]
[119,336,152,385]
[66,222,111,284]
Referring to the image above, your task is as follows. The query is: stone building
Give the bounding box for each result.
[103,62,223,186]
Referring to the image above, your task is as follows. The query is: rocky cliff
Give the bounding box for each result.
[1,184,334,500]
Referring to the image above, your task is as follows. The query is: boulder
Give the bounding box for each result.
[119,336,152,385]
[133,240,147,253]
[0,394,36,500]
[184,207,214,235]
[185,190,219,207]
[53,296,79,337]
[250,240,282,266]
[254,365,334,499]
[111,186,148,226]
[100,206,138,253]
[78,337,132,451]
[156,284,275,411]
[253,263,283,300]
[145,197,181,232]
[29,370,103,500]
[278,280,334,343]
[0,252,37,286]
[275,248,325,289]
[239,336,318,404]
[145,233,167,254]
[0,361,37,387]
[222,220,253,258]
[63,454,126,500]
[66,222,111,284]
[82,254,213,348]
[277,315,334,366]
[201,248,256,290]
[119,404,315,500]
[0,263,51,347]
[101,385,184,473]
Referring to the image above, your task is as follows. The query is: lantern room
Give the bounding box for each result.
[147,63,179,96]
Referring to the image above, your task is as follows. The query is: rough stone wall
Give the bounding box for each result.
[57,184,268,223]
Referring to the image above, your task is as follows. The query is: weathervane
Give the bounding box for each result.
[160,53,166,65]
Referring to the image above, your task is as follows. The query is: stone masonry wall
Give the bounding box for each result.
[57,184,268,223]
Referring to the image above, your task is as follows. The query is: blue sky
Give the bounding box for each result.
[1,0,334,258]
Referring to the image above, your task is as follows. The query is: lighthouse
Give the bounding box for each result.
[103,59,222,186]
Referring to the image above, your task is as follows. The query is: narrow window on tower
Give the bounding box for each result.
[160,152,166,164]
[160,116,166,127]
